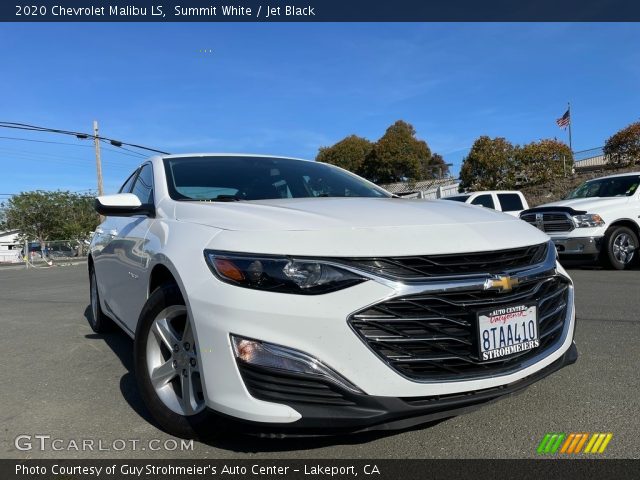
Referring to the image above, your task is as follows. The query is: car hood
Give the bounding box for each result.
[539,196,630,213]
[173,198,549,256]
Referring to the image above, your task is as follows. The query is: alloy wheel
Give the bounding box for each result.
[612,232,636,265]
[146,305,205,416]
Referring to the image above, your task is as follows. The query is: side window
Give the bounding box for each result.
[118,170,139,193]
[131,164,154,205]
[471,194,495,209]
[497,193,524,212]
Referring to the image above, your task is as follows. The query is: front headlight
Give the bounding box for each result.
[204,250,365,294]
[572,213,605,228]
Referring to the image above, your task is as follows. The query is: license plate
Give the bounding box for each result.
[477,303,539,361]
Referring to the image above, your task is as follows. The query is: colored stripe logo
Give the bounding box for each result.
[537,433,613,454]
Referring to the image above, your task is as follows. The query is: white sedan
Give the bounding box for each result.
[89,154,577,438]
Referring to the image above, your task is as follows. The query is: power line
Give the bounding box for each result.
[0,146,133,166]
[0,121,167,197]
[0,135,92,148]
[0,135,147,159]
[0,121,170,155]
[102,146,147,159]
[98,139,147,158]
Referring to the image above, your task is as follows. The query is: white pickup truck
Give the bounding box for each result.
[520,172,640,270]
[442,190,529,217]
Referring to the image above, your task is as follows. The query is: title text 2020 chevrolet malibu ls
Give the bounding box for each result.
[89,154,577,438]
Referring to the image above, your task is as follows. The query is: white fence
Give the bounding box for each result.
[393,182,460,199]
[574,154,609,170]
[420,182,460,199]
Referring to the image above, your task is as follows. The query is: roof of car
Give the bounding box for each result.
[462,190,524,195]
[158,153,310,162]
[585,171,640,181]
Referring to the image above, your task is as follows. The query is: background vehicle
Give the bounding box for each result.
[27,242,76,258]
[520,172,640,270]
[89,154,577,438]
[442,190,529,216]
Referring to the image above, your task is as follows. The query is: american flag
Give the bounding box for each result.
[556,109,570,129]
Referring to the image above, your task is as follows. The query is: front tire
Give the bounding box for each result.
[134,283,219,439]
[601,226,638,270]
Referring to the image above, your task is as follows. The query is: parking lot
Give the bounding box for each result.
[1,263,638,459]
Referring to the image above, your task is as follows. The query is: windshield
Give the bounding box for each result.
[565,175,640,199]
[163,156,390,201]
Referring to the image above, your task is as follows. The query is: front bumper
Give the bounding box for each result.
[229,342,578,434]
[185,244,577,427]
[552,236,603,256]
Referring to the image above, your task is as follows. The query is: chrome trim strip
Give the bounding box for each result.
[331,239,559,297]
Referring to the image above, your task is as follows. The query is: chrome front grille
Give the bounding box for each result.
[348,276,570,381]
[521,212,575,233]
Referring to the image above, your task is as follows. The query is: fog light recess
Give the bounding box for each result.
[231,335,362,394]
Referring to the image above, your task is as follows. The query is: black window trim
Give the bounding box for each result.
[118,168,140,194]
[131,162,155,206]
[119,162,156,217]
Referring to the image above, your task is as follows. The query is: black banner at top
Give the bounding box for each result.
[2,0,640,22]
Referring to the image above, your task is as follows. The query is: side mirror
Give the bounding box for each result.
[94,193,154,217]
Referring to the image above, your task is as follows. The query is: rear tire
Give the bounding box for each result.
[134,283,221,439]
[89,267,113,333]
[601,226,638,270]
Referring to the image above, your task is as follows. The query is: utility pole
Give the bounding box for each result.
[93,120,104,196]
[567,102,573,153]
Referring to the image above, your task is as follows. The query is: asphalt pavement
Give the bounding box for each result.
[1,263,638,459]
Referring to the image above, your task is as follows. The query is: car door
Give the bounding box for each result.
[107,163,156,333]
[93,168,139,326]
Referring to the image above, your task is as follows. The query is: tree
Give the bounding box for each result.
[515,139,573,185]
[58,192,101,245]
[316,135,373,174]
[428,153,450,178]
[361,120,432,183]
[1,191,100,249]
[459,136,515,191]
[604,121,640,166]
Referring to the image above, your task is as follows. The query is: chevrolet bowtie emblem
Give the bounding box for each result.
[484,275,519,293]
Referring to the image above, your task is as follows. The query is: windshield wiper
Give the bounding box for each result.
[200,195,241,202]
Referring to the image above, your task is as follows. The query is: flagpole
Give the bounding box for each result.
[567,102,573,152]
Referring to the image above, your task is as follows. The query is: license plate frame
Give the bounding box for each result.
[476,302,540,362]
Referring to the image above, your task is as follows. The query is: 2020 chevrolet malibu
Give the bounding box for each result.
[89,154,577,438]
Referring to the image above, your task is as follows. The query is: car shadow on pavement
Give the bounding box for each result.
[562,262,640,271]
[83,306,156,427]
[83,305,450,452]
[200,419,449,453]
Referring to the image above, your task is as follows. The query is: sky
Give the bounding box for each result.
[1,23,639,197]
